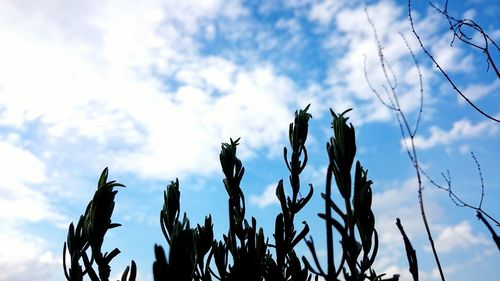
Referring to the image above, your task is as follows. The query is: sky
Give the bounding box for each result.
[0,0,498,280]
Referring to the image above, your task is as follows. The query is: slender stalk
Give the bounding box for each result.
[325,164,335,281]
[413,145,445,281]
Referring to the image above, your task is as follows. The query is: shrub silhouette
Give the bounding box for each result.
[63,105,401,281]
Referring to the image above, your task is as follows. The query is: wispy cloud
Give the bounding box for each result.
[0,230,60,281]
[249,182,279,208]
[372,177,445,280]
[0,139,64,281]
[427,220,489,253]
[0,1,497,280]
[404,116,499,150]
[0,0,300,180]
[317,1,441,124]
[460,79,500,103]
[0,140,65,225]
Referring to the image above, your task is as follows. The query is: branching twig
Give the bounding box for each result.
[432,0,500,78]
[408,0,500,123]
[365,10,446,281]
[419,152,499,227]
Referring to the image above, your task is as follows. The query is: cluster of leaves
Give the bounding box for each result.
[304,110,385,281]
[63,168,136,281]
[152,106,314,281]
[63,106,400,281]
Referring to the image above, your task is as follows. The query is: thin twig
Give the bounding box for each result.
[470,152,485,209]
[420,156,499,227]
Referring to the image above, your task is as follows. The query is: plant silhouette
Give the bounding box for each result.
[63,168,136,281]
[65,106,411,280]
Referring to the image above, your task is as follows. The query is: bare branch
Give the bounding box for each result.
[420,155,499,227]
[435,0,500,77]
[408,0,500,123]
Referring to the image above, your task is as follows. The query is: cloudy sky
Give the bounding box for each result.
[0,0,498,280]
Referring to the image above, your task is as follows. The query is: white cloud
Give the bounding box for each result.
[371,173,497,280]
[110,64,298,179]
[463,9,477,20]
[314,0,439,125]
[0,138,62,281]
[0,0,301,181]
[0,1,497,280]
[298,0,483,129]
[308,1,346,26]
[0,7,306,281]
[373,177,437,246]
[0,230,60,281]
[372,177,446,280]
[406,116,499,149]
[430,33,476,74]
[250,182,279,208]
[429,220,489,253]
[460,79,500,103]
[275,18,302,34]
[0,3,306,277]
[1,0,479,186]
[0,141,65,225]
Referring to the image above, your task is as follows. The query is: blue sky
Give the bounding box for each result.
[0,0,498,280]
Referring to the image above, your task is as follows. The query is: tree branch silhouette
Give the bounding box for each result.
[432,0,500,78]
[418,152,500,253]
[408,0,500,123]
[419,152,499,227]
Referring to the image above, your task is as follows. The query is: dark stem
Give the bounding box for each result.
[476,212,500,252]
[325,164,335,280]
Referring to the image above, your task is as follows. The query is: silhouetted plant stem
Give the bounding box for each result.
[218,138,271,280]
[157,178,216,281]
[304,109,384,281]
[273,105,312,280]
[65,106,408,281]
[325,163,335,281]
